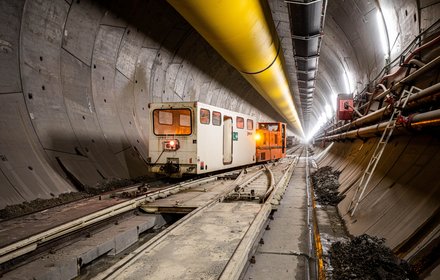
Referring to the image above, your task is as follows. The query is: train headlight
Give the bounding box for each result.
[163,139,180,151]
[254,133,261,141]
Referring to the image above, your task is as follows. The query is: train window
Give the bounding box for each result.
[247,119,253,130]
[236,117,244,129]
[200,108,210,124]
[212,111,222,126]
[180,114,190,127]
[153,109,192,135]
[267,124,279,131]
[158,111,173,125]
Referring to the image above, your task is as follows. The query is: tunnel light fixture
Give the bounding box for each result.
[376,9,390,59]
[325,104,332,119]
[332,92,337,111]
[344,69,352,94]
[305,118,325,142]
[305,112,328,142]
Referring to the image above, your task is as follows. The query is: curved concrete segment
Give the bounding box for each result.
[314,135,440,273]
[0,0,439,277]
[0,0,286,208]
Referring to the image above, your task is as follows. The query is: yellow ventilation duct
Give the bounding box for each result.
[167,0,305,137]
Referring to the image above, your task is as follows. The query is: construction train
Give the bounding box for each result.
[148,102,287,177]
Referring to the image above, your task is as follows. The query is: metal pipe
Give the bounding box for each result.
[166,0,304,137]
[405,83,440,103]
[345,102,364,118]
[323,82,440,136]
[316,108,440,142]
[378,35,440,83]
[351,21,440,115]
[409,59,426,68]
[377,83,388,93]
[410,108,440,123]
[374,55,440,101]
[354,55,440,115]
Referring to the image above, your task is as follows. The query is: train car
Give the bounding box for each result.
[148,102,257,177]
[286,135,296,148]
[255,122,287,162]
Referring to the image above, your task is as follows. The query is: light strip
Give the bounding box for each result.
[376,9,390,58]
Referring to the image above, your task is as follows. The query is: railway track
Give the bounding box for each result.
[93,157,299,280]
[1,147,310,279]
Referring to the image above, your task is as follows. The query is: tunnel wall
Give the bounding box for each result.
[315,134,440,263]
[0,0,285,208]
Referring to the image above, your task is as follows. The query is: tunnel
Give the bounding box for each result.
[0,0,439,278]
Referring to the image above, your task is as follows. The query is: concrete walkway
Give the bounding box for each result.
[243,159,308,279]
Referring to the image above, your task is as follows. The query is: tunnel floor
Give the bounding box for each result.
[0,148,426,279]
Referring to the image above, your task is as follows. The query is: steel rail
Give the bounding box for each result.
[94,159,298,280]
[261,167,275,203]
[93,166,269,280]
[0,174,225,265]
[219,159,298,280]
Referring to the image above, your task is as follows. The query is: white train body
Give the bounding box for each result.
[148,102,256,176]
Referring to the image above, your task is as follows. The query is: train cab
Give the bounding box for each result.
[148,102,256,177]
[255,122,287,162]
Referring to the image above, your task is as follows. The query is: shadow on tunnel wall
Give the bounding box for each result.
[47,133,150,188]
[94,0,286,121]
[0,0,290,209]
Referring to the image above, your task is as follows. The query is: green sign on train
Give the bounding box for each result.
[232,132,238,141]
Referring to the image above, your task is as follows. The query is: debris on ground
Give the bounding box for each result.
[0,176,157,220]
[83,178,135,195]
[0,192,90,220]
[329,234,418,280]
[311,166,345,205]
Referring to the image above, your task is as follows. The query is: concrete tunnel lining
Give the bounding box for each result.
[0,0,440,276]
[315,135,440,262]
[0,0,290,208]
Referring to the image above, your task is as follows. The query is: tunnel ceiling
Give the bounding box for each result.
[154,0,425,137]
[269,0,422,136]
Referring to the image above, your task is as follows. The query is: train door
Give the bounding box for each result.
[281,123,286,154]
[223,116,233,164]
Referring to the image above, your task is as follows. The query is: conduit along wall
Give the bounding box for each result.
[312,31,440,276]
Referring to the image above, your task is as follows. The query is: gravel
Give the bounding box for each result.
[0,176,156,220]
[329,234,418,280]
[0,192,90,220]
[311,166,345,205]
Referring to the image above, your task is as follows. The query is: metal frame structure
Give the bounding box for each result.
[286,0,328,131]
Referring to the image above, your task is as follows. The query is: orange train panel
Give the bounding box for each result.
[255,122,286,162]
